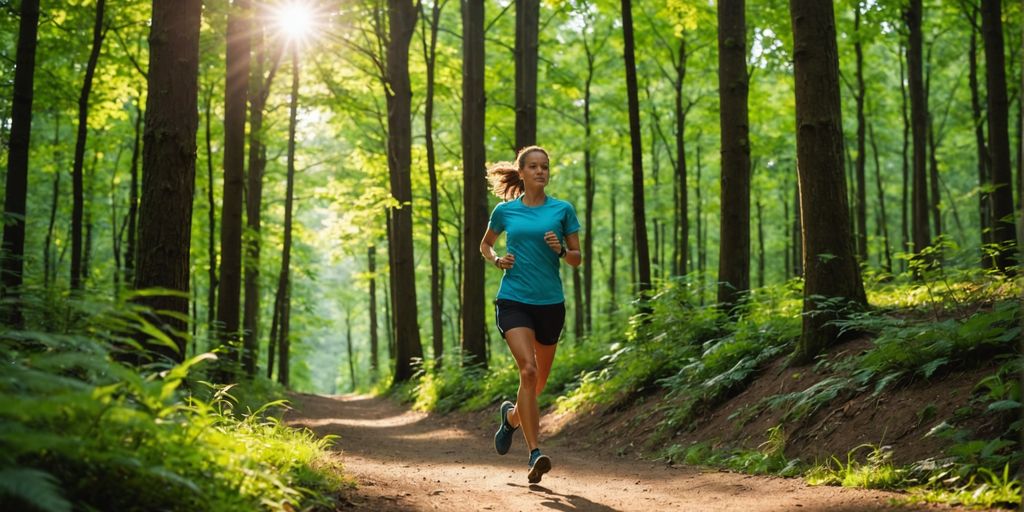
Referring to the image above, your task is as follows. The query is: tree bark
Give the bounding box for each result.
[124,101,141,286]
[346,309,356,391]
[368,245,379,378]
[853,4,868,262]
[204,88,217,334]
[217,0,252,361]
[674,37,689,278]
[421,0,446,366]
[243,20,283,378]
[789,0,867,365]
[71,0,107,291]
[980,0,1018,272]
[515,0,538,149]
[716,0,751,308]
[966,7,993,262]
[621,0,651,295]
[134,0,203,362]
[869,122,893,274]
[461,0,488,367]
[904,0,931,262]
[1,0,40,326]
[386,0,424,382]
[276,48,301,387]
[899,43,910,272]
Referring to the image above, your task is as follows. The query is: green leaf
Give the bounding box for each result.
[986,400,1021,413]
[0,468,71,512]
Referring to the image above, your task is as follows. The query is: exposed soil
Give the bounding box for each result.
[286,392,959,511]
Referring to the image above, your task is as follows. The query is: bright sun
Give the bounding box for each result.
[275,2,315,41]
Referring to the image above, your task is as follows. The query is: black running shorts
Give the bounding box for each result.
[494,299,566,346]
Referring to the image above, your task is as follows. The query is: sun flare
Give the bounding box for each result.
[274,2,315,41]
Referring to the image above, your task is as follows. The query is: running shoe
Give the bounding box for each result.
[527,448,551,484]
[494,400,518,455]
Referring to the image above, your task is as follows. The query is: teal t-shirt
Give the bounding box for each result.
[488,195,581,305]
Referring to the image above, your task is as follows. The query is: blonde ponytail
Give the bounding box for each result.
[486,162,523,200]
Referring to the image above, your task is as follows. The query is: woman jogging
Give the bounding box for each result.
[479,145,582,484]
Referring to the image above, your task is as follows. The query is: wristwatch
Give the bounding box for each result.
[558,245,567,258]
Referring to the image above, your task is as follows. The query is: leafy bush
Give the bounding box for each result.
[0,292,350,512]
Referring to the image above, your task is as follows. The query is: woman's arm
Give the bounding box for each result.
[562,232,582,268]
[480,228,515,270]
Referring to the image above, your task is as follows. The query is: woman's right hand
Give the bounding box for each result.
[495,253,515,270]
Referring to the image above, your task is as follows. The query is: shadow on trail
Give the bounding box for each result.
[510,483,619,512]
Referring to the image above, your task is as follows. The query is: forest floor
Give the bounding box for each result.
[285,392,959,511]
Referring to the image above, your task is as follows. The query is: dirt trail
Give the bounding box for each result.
[286,393,938,511]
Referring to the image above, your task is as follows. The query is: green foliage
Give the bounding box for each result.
[806,444,907,490]
[910,464,1022,509]
[662,426,802,477]
[0,294,350,511]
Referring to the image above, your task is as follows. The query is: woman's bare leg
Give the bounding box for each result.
[533,341,557,395]
[502,327,540,451]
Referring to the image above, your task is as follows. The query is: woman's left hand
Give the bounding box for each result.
[544,231,563,254]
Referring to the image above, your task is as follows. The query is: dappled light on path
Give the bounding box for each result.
[286,393,912,511]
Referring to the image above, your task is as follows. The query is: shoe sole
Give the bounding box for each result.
[527,455,551,484]
[495,402,516,455]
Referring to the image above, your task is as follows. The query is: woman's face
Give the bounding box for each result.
[518,151,550,191]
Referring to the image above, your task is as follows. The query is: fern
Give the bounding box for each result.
[0,468,71,512]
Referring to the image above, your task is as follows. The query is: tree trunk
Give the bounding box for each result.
[869,122,893,274]
[71,0,106,291]
[926,57,942,241]
[386,0,424,382]
[674,37,689,277]
[980,0,1018,273]
[515,0,538,149]
[905,0,931,262]
[217,0,252,361]
[1,0,40,326]
[134,0,202,362]
[82,152,97,284]
[125,101,141,286]
[243,20,283,378]
[792,177,802,277]
[572,267,583,339]
[582,32,596,333]
[368,244,379,378]
[607,181,617,315]
[461,0,488,367]
[853,4,868,262]
[421,0,446,366]
[276,48,301,387]
[756,196,764,287]
[697,142,707,285]
[899,43,910,272]
[716,0,751,308]
[346,309,356,391]
[204,88,217,334]
[966,7,992,262]
[789,0,867,365]
[621,0,651,295]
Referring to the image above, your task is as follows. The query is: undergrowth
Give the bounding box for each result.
[0,290,351,512]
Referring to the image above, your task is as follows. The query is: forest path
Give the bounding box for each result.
[285,393,925,511]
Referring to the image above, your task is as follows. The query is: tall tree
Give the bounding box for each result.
[386,0,424,382]
[368,244,380,378]
[716,0,750,308]
[124,100,142,286]
[203,87,217,334]
[963,3,992,262]
[243,20,283,378]
[1,0,41,327]
[421,0,447,366]
[515,0,538,148]
[580,4,603,333]
[789,0,867,364]
[853,3,868,262]
[462,0,488,367]
[134,0,203,362]
[217,0,252,363]
[904,0,931,262]
[71,0,108,291]
[275,48,301,387]
[980,0,1018,272]
[621,0,651,294]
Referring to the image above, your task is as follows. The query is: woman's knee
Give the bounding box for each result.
[519,363,538,385]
